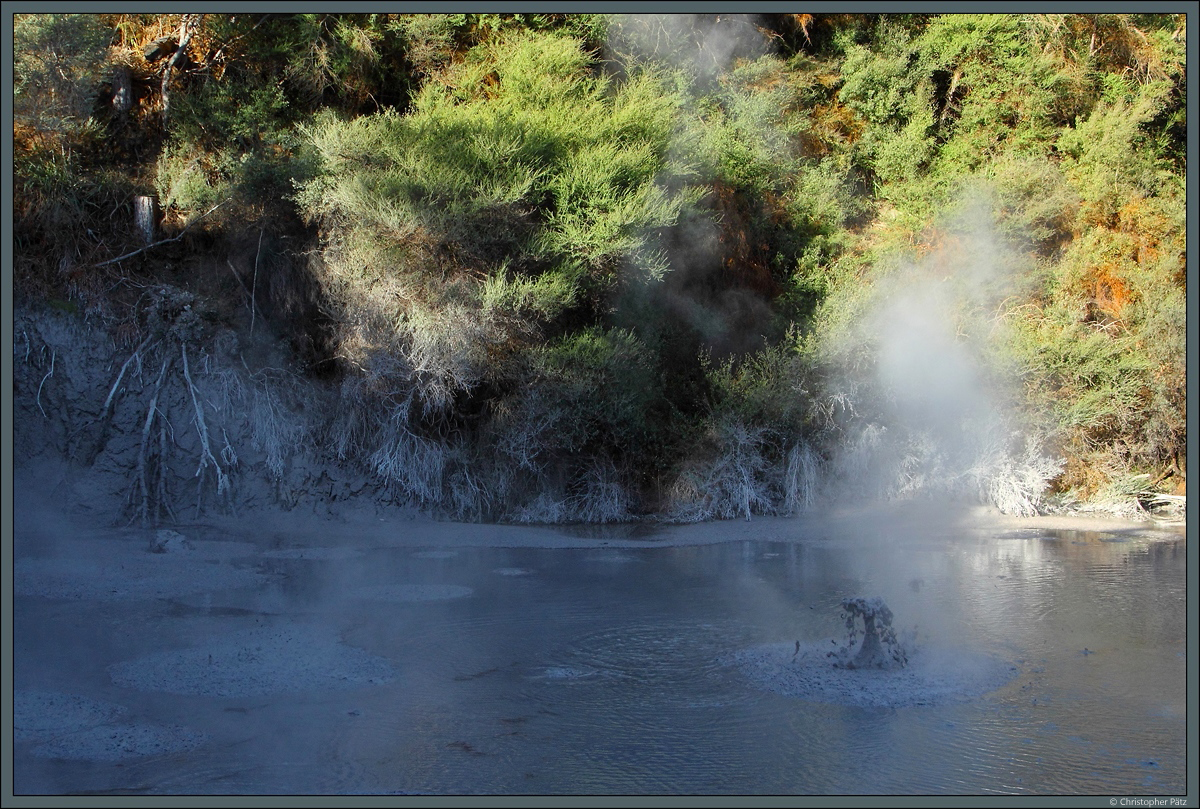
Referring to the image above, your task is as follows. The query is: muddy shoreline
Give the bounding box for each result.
[14,448,1184,558]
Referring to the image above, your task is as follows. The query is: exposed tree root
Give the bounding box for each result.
[157,419,176,523]
[85,335,156,465]
[35,348,56,418]
[131,353,173,526]
[103,336,155,417]
[181,343,232,518]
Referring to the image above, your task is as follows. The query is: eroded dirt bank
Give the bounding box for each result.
[11,306,1184,552]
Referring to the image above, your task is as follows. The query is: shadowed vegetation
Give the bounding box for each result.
[12,12,1187,522]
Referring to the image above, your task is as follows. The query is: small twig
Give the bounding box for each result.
[93,199,229,268]
[196,467,206,519]
[36,349,56,418]
[157,418,176,523]
[210,13,271,66]
[221,427,238,468]
[102,335,155,415]
[251,228,263,336]
[226,259,253,314]
[226,258,269,328]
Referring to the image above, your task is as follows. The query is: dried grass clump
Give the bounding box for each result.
[667,420,776,522]
[965,433,1063,517]
[782,441,823,514]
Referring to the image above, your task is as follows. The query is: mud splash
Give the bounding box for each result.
[735,597,1014,708]
[826,596,908,670]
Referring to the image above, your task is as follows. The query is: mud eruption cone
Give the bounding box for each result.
[829,596,908,670]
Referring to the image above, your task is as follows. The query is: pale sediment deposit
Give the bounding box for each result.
[14,690,208,761]
[261,546,365,561]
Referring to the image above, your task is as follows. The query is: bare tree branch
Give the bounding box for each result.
[93,199,228,268]
[161,13,201,127]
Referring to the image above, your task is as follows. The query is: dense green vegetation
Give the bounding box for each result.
[12,13,1187,521]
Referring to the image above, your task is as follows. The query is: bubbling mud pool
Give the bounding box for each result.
[731,640,1017,709]
[11,514,1187,796]
[729,595,1018,709]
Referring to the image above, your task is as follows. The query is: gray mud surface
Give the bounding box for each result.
[15,538,269,601]
[30,723,209,762]
[14,690,208,762]
[731,641,1018,708]
[107,625,397,698]
[345,583,474,602]
[13,691,128,742]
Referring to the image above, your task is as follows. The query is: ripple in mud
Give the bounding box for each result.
[348,583,473,602]
[261,547,363,561]
[108,626,396,697]
[731,641,1018,708]
[412,550,458,559]
[539,666,601,680]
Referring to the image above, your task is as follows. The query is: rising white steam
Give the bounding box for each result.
[825,198,1061,515]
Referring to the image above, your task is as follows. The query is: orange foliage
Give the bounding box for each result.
[801,101,864,156]
[792,14,814,46]
[1068,193,1183,324]
[1084,264,1134,319]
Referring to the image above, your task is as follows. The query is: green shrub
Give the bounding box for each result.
[155,142,230,215]
[527,327,658,457]
[14,14,112,136]
[296,30,693,442]
[298,30,689,277]
[171,81,291,149]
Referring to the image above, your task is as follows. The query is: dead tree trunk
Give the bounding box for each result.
[161,14,201,127]
[112,65,133,117]
[134,196,158,245]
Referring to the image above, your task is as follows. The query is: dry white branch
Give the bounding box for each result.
[181,344,230,508]
[160,13,201,126]
[102,335,155,414]
[35,348,56,418]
